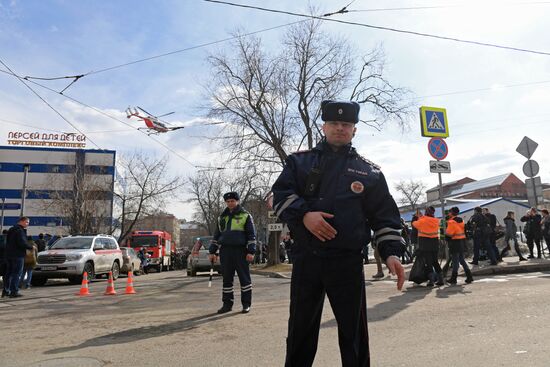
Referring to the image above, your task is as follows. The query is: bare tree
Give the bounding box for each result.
[114,152,185,243]
[187,167,272,237]
[394,179,427,211]
[187,169,226,235]
[35,158,113,235]
[206,19,414,167]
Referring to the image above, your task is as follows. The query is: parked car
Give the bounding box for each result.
[187,236,220,276]
[33,234,123,286]
[120,247,142,276]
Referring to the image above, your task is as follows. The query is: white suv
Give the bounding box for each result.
[33,234,123,286]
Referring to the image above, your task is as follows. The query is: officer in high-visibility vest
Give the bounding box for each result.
[209,192,256,314]
[412,206,444,286]
[445,207,473,284]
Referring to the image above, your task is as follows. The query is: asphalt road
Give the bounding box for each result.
[2,268,550,366]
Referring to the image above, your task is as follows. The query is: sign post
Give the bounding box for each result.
[517,136,542,208]
[421,106,451,270]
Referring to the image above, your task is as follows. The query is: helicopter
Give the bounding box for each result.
[125,106,184,135]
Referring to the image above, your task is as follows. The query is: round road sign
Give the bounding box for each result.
[427,138,448,160]
[523,159,539,177]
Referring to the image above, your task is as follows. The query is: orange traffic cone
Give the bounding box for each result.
[76,271,91,296]
[104,271,117,295]
[124,271,136,295]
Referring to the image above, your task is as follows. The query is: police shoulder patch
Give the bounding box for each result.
[357,154,380,170]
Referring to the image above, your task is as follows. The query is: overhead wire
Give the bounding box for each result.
[21,19,311,93]
[349,2,550,13]
[0,58,103,149]
[0,67,216,169]
[204,0,550,57]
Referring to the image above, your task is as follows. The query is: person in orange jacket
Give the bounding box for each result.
[412,206,444,286]
[445,207,473,284]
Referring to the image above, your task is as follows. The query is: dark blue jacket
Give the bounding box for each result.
[271,140,404,260]
[209,205,256,254]
[6,224,32,259]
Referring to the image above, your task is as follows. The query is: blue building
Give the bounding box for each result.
[0,145,116,236]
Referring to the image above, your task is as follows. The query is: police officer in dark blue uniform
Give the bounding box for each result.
[272,100,405,367]
[209,192,256,314]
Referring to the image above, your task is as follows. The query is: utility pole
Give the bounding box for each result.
[20,164,30,217]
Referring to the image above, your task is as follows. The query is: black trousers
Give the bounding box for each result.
[219,246,251,307]
[285,251,369,367]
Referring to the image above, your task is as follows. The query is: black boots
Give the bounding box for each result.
[435,273,445,286]
[446,275,457,285]
[217,303,233,314]
[465,270,474,284]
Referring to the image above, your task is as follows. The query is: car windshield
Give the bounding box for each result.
[50,237,93,250]
[130,236,158,248]
[194,237,212,251]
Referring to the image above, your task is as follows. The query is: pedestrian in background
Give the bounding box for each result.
[20,236,38,289]
[468,207,498,265]
[209,192,256,314]
[540,209,550,254]
[272,100,404,367]
[483,207,501,262]
[3,217,32,298]
[279,240,287,263]
[0,229,7,295]
[410,209,421,260]
[521,207,542,259]
[282,234,293,264]
[35,233,46,253]
[400,218,413,264]
[445,207,473,284]
[372,245,385,279]
[412,206,444,286]
[501,211,526,261]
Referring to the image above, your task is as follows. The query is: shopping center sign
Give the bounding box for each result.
[7,131,87,148]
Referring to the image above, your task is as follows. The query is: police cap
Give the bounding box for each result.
[223,191,240,201]
[321,100,360,124]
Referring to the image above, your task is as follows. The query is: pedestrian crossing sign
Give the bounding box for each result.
[419,106,449,137]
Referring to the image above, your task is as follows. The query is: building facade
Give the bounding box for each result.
[426,173,527,204]
[0,146,115,235]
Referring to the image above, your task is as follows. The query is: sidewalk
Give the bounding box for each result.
[251,255,550,280]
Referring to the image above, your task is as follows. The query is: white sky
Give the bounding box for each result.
[1,0,549,219]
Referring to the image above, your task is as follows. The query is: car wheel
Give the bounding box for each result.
[111,261,120,280]
[83,262,95,282]
[31,277,47,286]
[68,276,81,285]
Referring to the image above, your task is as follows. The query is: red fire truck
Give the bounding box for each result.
[127,230,174,272]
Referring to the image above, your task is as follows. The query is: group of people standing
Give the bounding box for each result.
[411,206,473,286]
[518,207,550,259]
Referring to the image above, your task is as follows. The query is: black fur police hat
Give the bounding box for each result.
[321,100,360,124]
[223,191,240,201]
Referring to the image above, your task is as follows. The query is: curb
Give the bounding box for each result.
[469,262,550,276]
[250,269,291,279]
